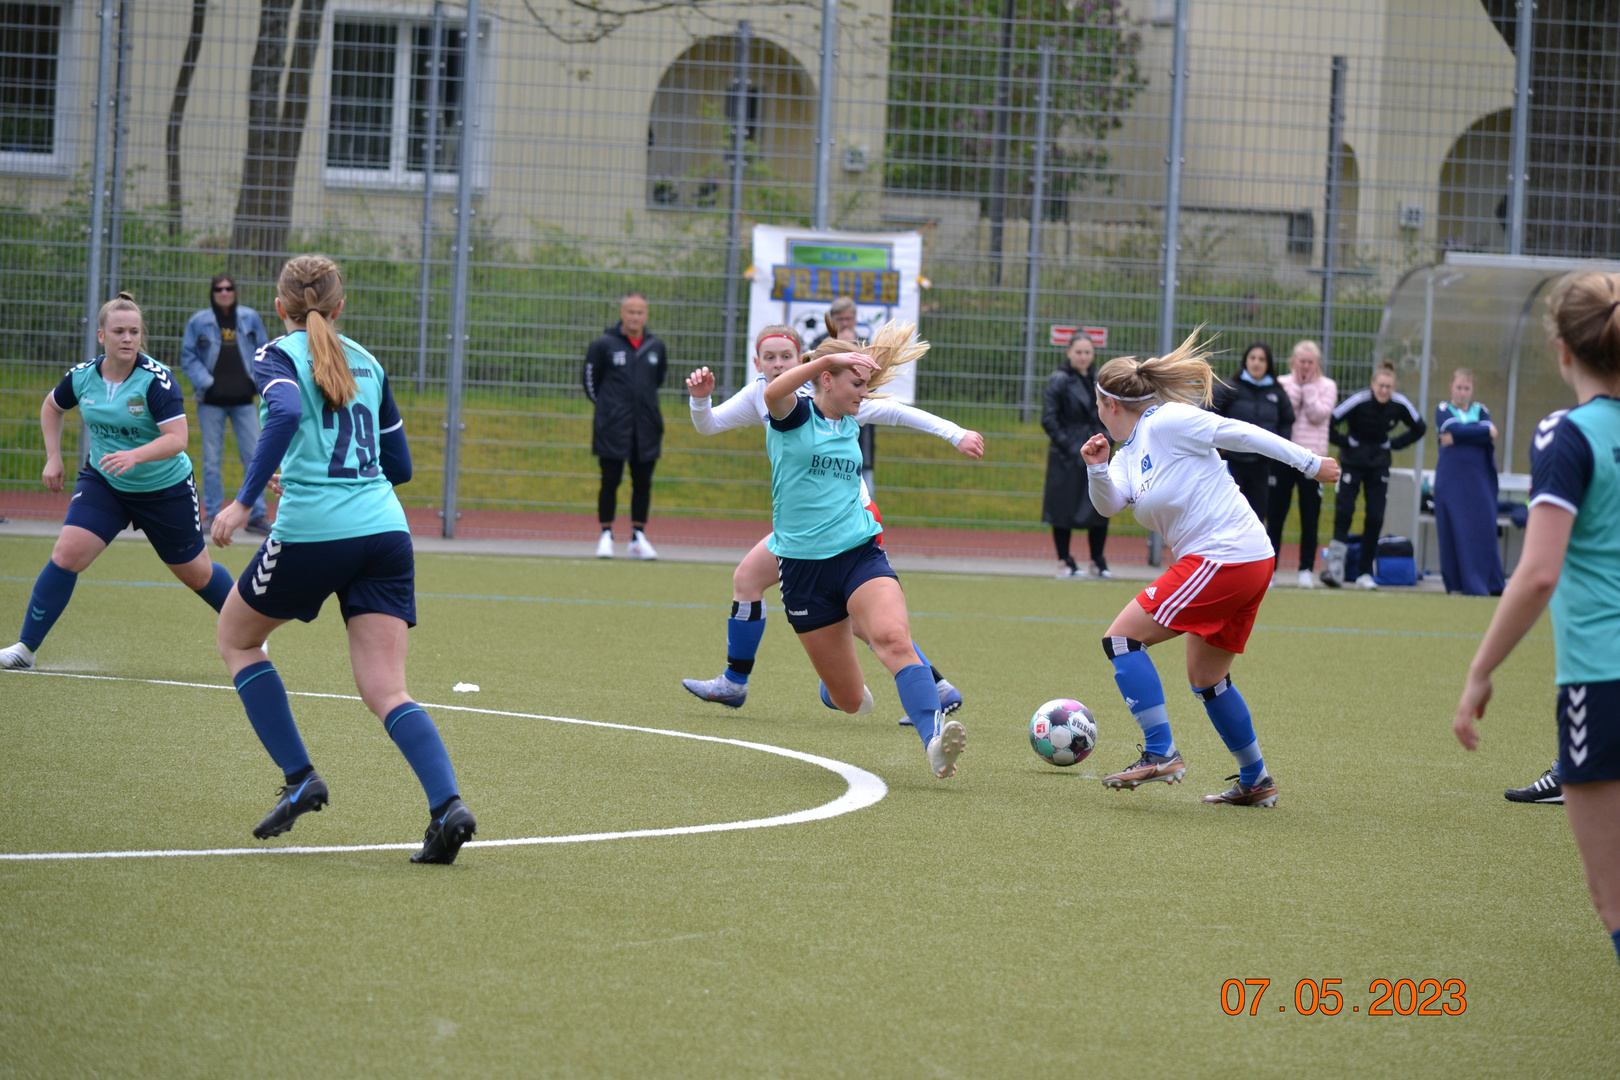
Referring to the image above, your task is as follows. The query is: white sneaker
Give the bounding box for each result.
[927,717,967,778]
[1298,569,1316,588]
[628,531,658,561]
[0,642,37,670]
[1055,562,1084,579]
[1093,564,1113,579]
[595,531,615,559]
[1356,573,1378,590]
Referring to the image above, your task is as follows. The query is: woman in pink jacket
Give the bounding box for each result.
[1269,340,1338,586]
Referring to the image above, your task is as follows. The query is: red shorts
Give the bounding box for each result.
[866,500,884,548]
[1136,554,1273,654]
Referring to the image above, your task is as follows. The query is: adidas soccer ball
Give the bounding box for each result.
[1028,699,1097,767]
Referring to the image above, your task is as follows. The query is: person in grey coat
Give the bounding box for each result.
[1041,333,1111,578]
[179,273,270,531]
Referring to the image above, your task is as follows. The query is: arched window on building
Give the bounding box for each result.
[647,34,816,212]
[1326,142,1360,264]
[1437,109,1512,253]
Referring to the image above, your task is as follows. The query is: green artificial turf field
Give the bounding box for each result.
[0,533,1615,1079]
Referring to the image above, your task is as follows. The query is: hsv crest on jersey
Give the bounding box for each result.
[1140,454,1153,473]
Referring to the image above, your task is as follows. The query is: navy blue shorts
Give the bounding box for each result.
[1557,681,1620,785]
[238,531,416,626]
[63,467,204,565]
[777,538,898,634]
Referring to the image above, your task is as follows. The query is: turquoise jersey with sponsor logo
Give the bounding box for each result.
[52,354,194,493]
[1529,397,1620,685]
[765,396,880,559]
[253,332,408,543]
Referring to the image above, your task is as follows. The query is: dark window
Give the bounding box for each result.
[0,3,60,155]
[327,22,398,170]
[407,23,465,173]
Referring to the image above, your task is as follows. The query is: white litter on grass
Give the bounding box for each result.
[453,682,480,693]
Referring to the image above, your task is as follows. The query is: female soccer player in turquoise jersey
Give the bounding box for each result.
[210,255,475,865]
[0,293,234,670]
[762,323,967,778]
[1454,270,1620,966]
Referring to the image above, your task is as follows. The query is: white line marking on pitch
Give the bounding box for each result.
[0,670,888,861]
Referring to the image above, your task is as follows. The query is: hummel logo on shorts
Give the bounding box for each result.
[789,609,808,616]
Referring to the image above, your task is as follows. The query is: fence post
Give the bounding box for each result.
[1506,0,1534,255]
[1319,56,1347,371]
[1020,42,1053,423]
[440,0,480,539]
[105,0,130,295]
[985,0,1016,285]
[1410,269,1435,545]
[81,0,116,365]
[812,0,836,231]
[1150,0,1190,567]
[416,0,445,393]
[719,20,751,398]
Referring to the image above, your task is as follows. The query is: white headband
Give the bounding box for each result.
[1094,384,1157,403]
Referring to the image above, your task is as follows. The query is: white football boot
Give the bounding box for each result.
[0,642,37,670]
[627,530,658,561]
[927,717,967,778]
[595,530,615,559]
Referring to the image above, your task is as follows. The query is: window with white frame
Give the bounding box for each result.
[0,1,66,171]
[325,16,481,188]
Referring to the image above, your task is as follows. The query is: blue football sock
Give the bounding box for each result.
[194,562,234,613]
[1195,676,1265,785]
[1611,928,1620,967]
[724,601,766,684]
[894,662,940,746]
[1104,638,1175,756]
[233,660,311,778]
[385,702,460,810]
[19,560,77,652]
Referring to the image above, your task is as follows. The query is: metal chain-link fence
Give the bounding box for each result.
[2,0,1616,559]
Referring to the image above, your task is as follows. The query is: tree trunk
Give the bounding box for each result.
[265,0,327,242]
[165,0,208,239]
[231,0,294,255]
[985,0,1017,284]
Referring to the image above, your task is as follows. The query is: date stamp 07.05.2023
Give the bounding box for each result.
[1221,979,1467,1016]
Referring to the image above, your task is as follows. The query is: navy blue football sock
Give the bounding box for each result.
[233,660,312,778]
[1104,638,1175,756]
[724,601,766,684]
[385,702,459,810]
[895,662,940,746]
[1195,676,1265,785]
[1612,928,1620,966]
[194,562,234,613]
[19,560,77,652]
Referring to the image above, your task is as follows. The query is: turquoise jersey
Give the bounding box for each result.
[51,354,193,493]
[1529,397,1620,685]
[252,332,408,543]
[765,396,880,559]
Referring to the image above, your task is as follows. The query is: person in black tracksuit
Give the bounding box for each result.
[583,292,668,557]
[1326,361,1426,586]
[1212,341,1295,529]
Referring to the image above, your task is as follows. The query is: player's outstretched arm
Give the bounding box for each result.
[688,369,766,434]
[1207,413,1331,478]
[1453,503,1573,750]
[763,353,875,418]
[853,398,983,457]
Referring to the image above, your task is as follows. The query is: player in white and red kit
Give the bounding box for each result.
[1082,333,1342,806]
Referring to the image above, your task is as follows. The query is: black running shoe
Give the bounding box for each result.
[253,772,329,839]
[1504,768,1563,804]
[411,798,477,865]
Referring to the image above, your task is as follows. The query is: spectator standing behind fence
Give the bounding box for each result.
[1042,333,1111,578]
[805,295,858,352]
[1212,343,1294,531]
[1434,367,1505,596]
[181,274,270,533]
[1271,340,1337,588]
[1324,361,1426,589]
[584,291,667,560]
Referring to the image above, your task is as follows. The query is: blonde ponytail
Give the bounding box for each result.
[1096,328,1220,408]
[811,320,927,397]
[277,254,355,409]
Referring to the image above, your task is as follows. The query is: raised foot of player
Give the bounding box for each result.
[412,797,477,864]
[1102,746,1186,789]
[897,678,963,726]
[927,718,967,778]
[682,672,748,708]
[253,772,329,839]
[1201,774,1279,807]
[0,642,37,670]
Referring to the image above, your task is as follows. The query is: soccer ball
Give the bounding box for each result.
[1028,699,1097,767]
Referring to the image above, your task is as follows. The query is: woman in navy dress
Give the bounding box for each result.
[1433,367,1505,595]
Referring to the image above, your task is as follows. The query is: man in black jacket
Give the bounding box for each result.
[1324,361,1426,587]
[583,292,668,559]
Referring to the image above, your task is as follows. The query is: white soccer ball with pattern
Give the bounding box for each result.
[1028,698,1097,767]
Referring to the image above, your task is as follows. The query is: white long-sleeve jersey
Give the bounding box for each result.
[1087,401,1324,563]
[690,377,967,505]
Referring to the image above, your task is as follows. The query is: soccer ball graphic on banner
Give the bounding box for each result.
[1028,699,1097,767]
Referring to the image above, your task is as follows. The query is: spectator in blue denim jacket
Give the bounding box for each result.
[180,274,270,531]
